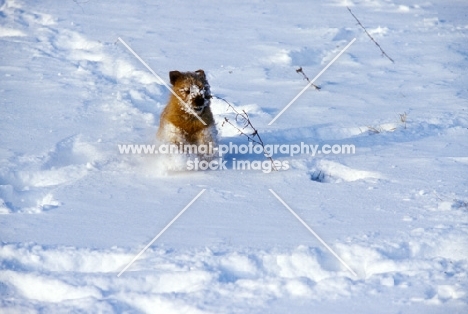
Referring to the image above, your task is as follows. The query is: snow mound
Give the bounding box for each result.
[310,160,382,183]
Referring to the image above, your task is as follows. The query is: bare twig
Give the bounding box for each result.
[347,6,394,63]
[399,112,407,129]
[72,0,89,13]
[213,96,278,171]
[296,67,321,90]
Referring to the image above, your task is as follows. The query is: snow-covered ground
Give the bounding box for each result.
[1,0,467,312]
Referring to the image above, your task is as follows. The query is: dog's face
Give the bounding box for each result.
[169,69,212,115]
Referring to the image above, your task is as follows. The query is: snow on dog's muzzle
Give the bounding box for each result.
[190,85,208,113]
[190,85,201,97]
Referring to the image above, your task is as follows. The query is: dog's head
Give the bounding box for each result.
[169,69,212,114]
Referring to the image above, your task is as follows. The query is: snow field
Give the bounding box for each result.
[1,0,467,312]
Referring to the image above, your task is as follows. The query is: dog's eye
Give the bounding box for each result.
[180,88,190,94]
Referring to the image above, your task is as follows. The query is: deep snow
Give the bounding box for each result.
[1,0,467,313]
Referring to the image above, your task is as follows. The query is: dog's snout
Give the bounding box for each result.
[194,96,205,107]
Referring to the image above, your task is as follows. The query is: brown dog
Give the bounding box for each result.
[156,70,217,158]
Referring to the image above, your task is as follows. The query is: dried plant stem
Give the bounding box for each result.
[347,6,394,63]
[399,112,407,129]
[214,96,278,171]
[296,67,321,90]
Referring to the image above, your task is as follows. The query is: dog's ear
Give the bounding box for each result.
[169,71,182,85]
[195,69,206,79]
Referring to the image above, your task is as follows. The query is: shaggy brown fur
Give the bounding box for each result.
[156,69,217,151]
